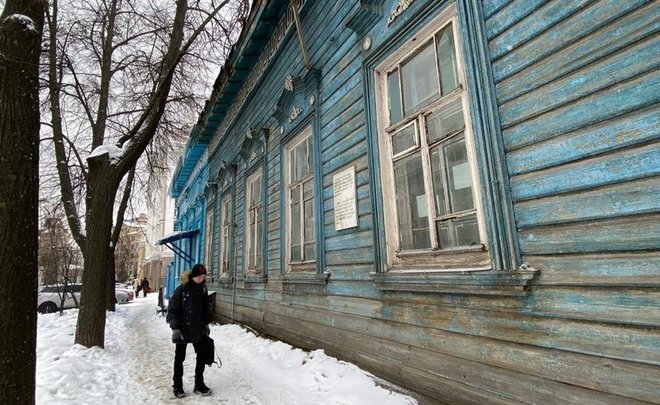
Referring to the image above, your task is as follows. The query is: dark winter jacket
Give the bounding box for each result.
[166,270,211,343]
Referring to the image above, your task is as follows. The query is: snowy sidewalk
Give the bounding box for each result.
[36,294,418,405]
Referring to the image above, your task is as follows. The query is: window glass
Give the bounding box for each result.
[246,171,264,271]
[378,12,487,261]
[220,196,232,274]
[287,127,315,266]
[255,210,263,268]
[391,123,417,156]
[430,135,474,214]
[426,98,464,143]
[437,214,480,248]
[401,42,439,115]
[394,153,431,250]
[304,199,315,242]
[290,186,301,262]
[388,70,403,124]
[437,24,459,95]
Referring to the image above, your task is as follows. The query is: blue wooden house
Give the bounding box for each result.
[159,144,210,297]
[171,0,660,402]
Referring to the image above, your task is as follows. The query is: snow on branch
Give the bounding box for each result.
[87,144,125,163]
[3,14,37,33]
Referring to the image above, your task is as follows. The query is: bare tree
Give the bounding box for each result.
[0,0,45,402]
[44,0,248,347]
[38,205,80,286]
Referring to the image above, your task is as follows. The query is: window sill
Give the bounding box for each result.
[276,270,331,285]
[242,274,267,285]
[371,266,538,296]
[395,244,486,258]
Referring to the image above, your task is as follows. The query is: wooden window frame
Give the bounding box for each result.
[204,206,214,277]
[218,194,232,277]
[284,125,316,272]
[375,8,489,272]
[244,169,264,274]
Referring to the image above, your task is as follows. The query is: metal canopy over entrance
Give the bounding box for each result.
[157,229,199,265]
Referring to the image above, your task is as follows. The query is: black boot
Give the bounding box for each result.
[193,383,212,396]
[173,385,186,398]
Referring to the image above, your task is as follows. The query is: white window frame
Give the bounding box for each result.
[374,5,489,271]
[284,125,316,272]
[245,169,264,274]
[204,207,214,277]
[219,194,232,276]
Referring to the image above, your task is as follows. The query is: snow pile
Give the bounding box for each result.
[36,295,418,404]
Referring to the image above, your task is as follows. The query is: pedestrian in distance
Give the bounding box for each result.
[133,278,141,299]
[141,277,150,298]
[166,264,213,398]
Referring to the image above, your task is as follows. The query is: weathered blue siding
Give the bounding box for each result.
[168,149,209,290]
[171,0,660,402]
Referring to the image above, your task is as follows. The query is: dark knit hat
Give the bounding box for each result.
[190,264,207,278]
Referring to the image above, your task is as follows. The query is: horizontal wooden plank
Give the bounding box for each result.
[507,106,660,175]
[510,142,660,201]
[519,213,660,254]
[320,89,364,134]
[227,285,660,369]
[263,314,555,404]
[502,69,660,151]
[325,246,375,266]
[321,110,365,158]
[325,229,374,251]
[482,0,514,19]
[322,155,369,190]
[255,272,660,327]
[525,286,660,328]
[492,0,652,84]
[322,138,368,175]
[489,0,592,61]
[527,252,660,286]
[321,120,366,165]
[514,177,660,227]
[255,301,660,402]
[320,69,362,114]
[261,317,506,404]
[486,0,546,39]
[500,34,659,128]
[322,264,375,281]
[495,1,660,102]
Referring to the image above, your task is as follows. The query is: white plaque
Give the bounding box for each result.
[333,166,358,230]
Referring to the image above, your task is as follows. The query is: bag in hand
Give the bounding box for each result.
[197,336,216,366]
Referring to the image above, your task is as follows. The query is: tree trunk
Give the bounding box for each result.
[74,159,120,348]
[107,249,116,312]
[0,0,45,403]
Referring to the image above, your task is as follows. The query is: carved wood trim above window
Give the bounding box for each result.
[346,0,385,37]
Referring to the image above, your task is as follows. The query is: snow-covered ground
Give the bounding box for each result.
[36,294,418,405]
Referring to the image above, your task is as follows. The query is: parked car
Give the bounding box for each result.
[38,283,134,313]
[115,287,134,304]
[37,284,82,313]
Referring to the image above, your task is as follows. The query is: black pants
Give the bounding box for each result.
[173,342,205,388]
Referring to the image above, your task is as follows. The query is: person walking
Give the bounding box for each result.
[166,264,212,398]
[141,277,150,298]
[133,278,141,299]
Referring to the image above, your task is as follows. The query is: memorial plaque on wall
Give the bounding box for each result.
[333,166,358,230]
